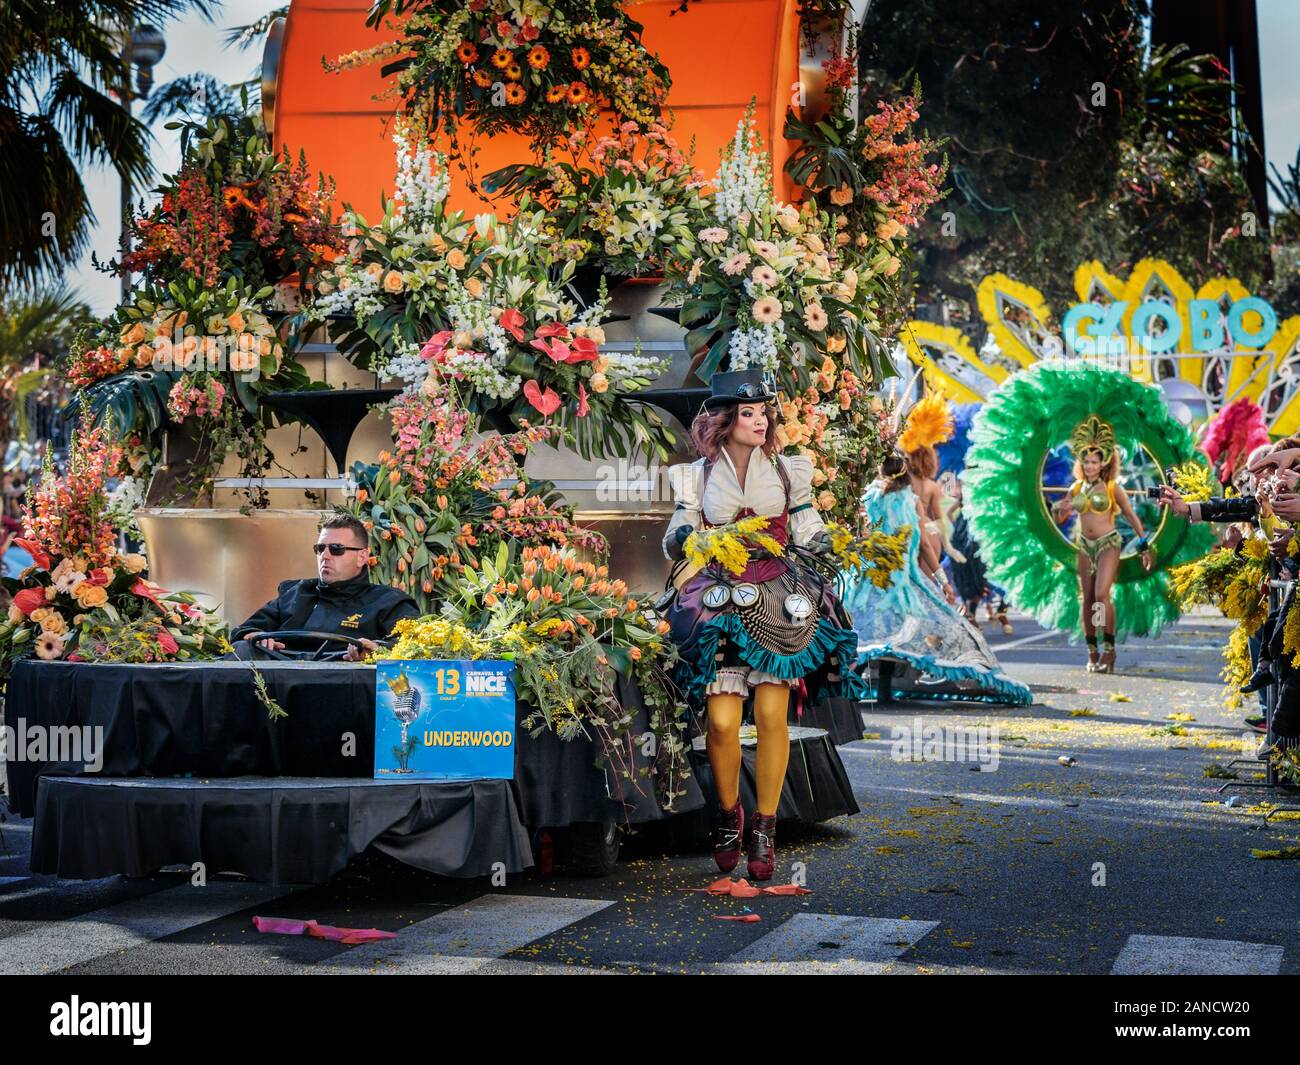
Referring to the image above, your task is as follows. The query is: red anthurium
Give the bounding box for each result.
[156,630,179,655]
[522,380,562,417]
[530,337,571,363]
[498,308,526,341]
[576,383,590,418]
[13,539,50,571]
[419,331,452,361]
[84,568,113,587]
[568,336,600,363]
[534,322,570,340]
[131,579,166,607]
[13,587,46,615]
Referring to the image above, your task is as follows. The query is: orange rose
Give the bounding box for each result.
[72,583,109,608]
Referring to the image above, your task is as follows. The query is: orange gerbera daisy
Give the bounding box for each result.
[571,46,591,70]
[545,84,567,103]
[505,63,522,80]
[567,82,589,104]
[490,48,513,69]
[473,69,494,88]
[456,40,479,63]
[527,45,549,69]
[504,83,527,105]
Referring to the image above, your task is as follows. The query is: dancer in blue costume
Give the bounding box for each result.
[843,452,1033,706]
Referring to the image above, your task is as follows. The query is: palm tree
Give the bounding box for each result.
[141,6,288,126]
[0,286,93,453]
[0,0,216,286]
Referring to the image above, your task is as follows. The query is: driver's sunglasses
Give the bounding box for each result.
[313,543,367,557]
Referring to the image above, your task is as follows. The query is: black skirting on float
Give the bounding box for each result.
[793,696,864,746]
[31,776,533,884]
[3,660,705,826]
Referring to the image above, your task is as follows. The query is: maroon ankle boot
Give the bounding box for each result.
[713,801,745,873]
[747,813,776,881]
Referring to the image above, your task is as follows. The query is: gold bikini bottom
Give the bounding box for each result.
[1074,528,1124,565]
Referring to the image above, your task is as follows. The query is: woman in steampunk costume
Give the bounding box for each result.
[661,370,865,881]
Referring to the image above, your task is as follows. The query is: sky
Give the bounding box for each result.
[66,0,1300,317]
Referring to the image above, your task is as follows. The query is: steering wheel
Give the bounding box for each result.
[242,630,371,662]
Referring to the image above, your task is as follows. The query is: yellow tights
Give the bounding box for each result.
[705,683,791,817]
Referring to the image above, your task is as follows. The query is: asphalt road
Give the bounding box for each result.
[2,610,1297,975]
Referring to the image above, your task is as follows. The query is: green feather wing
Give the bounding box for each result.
[963,362,1214,641]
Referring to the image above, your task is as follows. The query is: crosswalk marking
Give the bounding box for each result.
[1111,935,1283,976]
[0,881,293,975]
[313,893,617,975]
[714,914,940,974]
[0,873,1287,975]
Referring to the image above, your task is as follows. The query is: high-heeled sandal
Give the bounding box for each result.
[1096,640,1116,673]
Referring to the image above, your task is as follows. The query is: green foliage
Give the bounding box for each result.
[861,0,1270,306]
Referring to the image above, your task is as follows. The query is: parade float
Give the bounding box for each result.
[3,0,943,882]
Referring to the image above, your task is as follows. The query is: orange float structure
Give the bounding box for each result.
[268,0,815,218]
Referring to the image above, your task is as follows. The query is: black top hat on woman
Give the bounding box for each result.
[701,369,779,411]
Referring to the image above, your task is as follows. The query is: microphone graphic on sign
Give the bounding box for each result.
[386,669,422,772]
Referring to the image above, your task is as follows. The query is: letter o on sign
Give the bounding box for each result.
[1131,301,1182,353]
[1227,297,1278,348]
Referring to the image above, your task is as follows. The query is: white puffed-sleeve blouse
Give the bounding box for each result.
[662,446,824,559]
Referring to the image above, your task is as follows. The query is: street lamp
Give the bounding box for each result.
[119,24,166,303]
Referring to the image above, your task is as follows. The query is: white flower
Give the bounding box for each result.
[712,110,773,228]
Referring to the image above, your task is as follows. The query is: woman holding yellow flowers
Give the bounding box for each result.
[661,370,866,881]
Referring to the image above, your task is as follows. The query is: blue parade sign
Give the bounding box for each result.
[374,660,516,780]
[1062,296,1279,354]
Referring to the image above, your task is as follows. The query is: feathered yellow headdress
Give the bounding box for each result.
[1070,414,1116,461]
[898,392,955,454]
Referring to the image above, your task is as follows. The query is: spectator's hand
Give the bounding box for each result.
[1157,486,1190,516]
[344,638,378,662]
[1271,492,1300,522]
[1249,448,1300,476]
[1269,529,1294,559]
[1222,524,1244,548]
[1280,469,1300,491]
[1140,548,1154,573]
[246,635,285,652]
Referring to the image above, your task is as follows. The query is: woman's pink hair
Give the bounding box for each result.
[689,402,781,463]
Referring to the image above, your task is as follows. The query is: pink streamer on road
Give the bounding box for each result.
[253,915,397,945]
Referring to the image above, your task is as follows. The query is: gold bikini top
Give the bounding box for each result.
[1070,479,1117,515]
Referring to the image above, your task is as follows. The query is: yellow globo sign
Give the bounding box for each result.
[900,259,1300,435]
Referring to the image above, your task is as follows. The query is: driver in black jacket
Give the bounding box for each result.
[230,513,421,661]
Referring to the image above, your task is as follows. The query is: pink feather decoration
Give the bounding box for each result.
[1200,396,1270,481]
